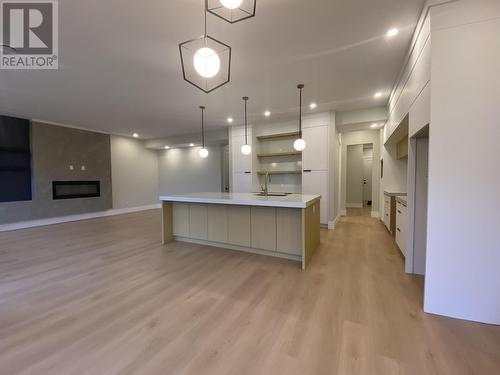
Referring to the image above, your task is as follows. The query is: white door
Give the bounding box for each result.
[231,135,252,173]
[232,172,252,193]
[302,126,328,170]
[363,158,372,203]
[302,170,328,224]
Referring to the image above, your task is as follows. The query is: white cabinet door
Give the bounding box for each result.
[302,170,328,224]
[232,172,252,193]
[231,135,252,173]
[302,126,328,171]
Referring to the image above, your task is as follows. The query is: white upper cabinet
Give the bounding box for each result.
[302,126,328,171]
[231,134,252,173]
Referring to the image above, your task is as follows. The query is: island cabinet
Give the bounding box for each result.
[162,193,321,269]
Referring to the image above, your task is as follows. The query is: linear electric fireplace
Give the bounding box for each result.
[52,181,100,200]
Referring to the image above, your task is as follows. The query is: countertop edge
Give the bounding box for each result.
[159,195,321,209]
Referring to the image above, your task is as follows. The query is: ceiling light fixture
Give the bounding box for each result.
[370,123,378,128]
[164,146,170,149]
[179,1,231,93]
[387,28,399,37]
[241,96,252,155]
[264,111,271,117]
[374,92,383,98]
[133,133,139,138]
[190,143,195,147]
[309,102,317,109]
[198,106,209,158]
[227,117,233,123]
[294,84,306,152]
[207,0,257,24]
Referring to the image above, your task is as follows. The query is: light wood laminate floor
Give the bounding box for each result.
[0,210,499,375]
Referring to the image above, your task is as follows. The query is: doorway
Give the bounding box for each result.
[407,125,429,275]
[346,143,373,217]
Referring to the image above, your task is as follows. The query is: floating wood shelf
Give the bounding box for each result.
[256,131,300,141]
[257,151,301,158]
[257,170,302,175]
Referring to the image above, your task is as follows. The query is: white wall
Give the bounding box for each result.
[158,146,223,195]
[424,0,500,325]
[110,135,159,209]
[340,130,381,215]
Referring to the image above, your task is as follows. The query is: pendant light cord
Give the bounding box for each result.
[243,96,249,145]
[203,0,208,46]
[298,84,304,137]
[200,106,205,148]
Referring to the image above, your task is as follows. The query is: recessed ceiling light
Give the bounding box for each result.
[387,28,399,37]
[309,103,317,109]
[227,117,233,123]
[164,146,170,149]
[374,92,383,98]
[264,111,271,117]
[370,123,379,128]
[132,133,139,138]
[189,143,195,147]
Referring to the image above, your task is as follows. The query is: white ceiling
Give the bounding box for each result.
[0,0,425,139]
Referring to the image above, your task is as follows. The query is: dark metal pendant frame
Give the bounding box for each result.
[206,0,256,24]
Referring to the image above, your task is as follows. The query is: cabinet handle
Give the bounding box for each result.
[397,210,401,214]
[397,228,401,232]
[244,171,251,174]
[303,169,312,172]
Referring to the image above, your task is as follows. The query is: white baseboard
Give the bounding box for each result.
[371,211,380,218]
[340,209,347,216]
[0,203,162,232]
[328,214,341,230]
[346,203,363,208]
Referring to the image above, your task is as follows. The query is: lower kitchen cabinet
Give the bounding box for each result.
[395,198,407,257]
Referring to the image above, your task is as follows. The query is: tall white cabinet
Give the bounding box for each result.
[301,115,330,225]
[230,126,253,193]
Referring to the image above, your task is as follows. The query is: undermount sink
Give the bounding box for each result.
[254,192,290,197]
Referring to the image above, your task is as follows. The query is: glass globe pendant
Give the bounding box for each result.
[193,47,220,78]
[241,96,252,155]
[179,1,232,93]
[198,106,209,158]
[294,84,306,152]
[220,0,243,9]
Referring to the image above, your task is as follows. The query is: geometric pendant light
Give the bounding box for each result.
[293,84,306,151]
[206,0,257,24]
[240,96,252,155]
[179,1,232,93]
[198,106,209,158]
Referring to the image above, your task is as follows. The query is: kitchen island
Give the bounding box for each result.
[160,193,321,269]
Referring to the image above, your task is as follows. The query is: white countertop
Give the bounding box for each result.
[384,190,407,197]
[160,192,321,208]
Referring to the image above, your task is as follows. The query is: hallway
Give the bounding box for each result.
[0,210,499,374]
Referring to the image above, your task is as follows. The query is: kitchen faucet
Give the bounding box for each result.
[262,172,271,196]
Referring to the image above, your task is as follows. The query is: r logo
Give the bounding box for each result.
[1,1,58,69]
[2,2,53,54]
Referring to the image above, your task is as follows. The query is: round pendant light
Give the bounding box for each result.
[179,1,232,93]
[294,84,306,152]
[198,106,209,158]
[207,0,257,24]
[193,47,221,78]
[241,96,252,155]
[220,0,243,9]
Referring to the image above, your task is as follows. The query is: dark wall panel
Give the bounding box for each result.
[0,122,112,224]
